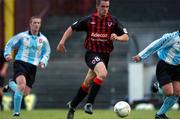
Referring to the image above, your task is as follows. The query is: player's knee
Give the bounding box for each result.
[98,72,108,80]
[17,75,26,81]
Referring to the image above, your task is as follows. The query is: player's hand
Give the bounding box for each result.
[132,55,141,62]
[57,41,67,53]
[110,33,118,41]
[5,55,12,62]
[39,62,45,69]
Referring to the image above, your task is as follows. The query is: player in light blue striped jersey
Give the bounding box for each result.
[4,16,51,117]
[132,31,180,119]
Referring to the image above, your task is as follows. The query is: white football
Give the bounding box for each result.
[114,101,131,118]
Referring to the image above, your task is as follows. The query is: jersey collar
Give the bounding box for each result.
[28,31,40,36]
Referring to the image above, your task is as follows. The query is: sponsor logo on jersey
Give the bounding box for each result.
[39,38,42,43]
[91,33,108,38]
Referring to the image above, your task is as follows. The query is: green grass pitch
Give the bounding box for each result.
[1,109,179,119]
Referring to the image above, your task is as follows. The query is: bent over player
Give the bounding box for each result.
[132,30,180,119]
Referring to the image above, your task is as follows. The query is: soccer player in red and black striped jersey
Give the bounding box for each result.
[57,0,129,119]
[0,50,8,110]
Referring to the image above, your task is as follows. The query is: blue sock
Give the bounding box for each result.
[9,81,18,92]
[14,89,23,113]
[157,96,178,115]
[9,81,23,114]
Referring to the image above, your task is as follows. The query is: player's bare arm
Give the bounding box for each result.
[110,33,129,42]
[56,26,73,53]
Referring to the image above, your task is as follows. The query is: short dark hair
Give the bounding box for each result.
[96,0,110,5]
[29,16,42,23]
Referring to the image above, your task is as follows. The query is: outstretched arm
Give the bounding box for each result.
[132,32,176,62]
[56,26,73,53]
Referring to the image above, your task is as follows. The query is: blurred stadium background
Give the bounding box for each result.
[0,0,180,110]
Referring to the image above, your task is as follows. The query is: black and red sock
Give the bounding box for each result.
[86,77,103,104]
[70,83,89,108]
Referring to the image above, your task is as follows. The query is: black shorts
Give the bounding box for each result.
[0,75,5,87]
[13,60,37,88]
[85,51,109,70]
[156,60,180,87]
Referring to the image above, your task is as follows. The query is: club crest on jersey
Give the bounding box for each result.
[39,39,42,43]
[108,22,112,27]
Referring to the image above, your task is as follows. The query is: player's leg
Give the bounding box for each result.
[156,65,180,119]
[155,82,174,118]
[9,75,26,116]
[152,81,178,117]
[155,78,179,118]
[10,60,36,116]
[67,69,96,119]
[155,83,175,119]
[155,60,174,119]
[84,62,108,114]
[155,82,179,119]
[70,69,96,109]
[156,96,178,119]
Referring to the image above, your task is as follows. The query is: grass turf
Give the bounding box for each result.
[1,109,179,119]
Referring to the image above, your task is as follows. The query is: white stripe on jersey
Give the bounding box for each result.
[22,35,31,62]
[163,37,180,64]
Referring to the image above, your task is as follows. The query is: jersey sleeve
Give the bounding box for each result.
[40,38,51,67]
[71,16,89,32]
[138,32,178,60]
[4,33,22,57]
[113,17,128,36]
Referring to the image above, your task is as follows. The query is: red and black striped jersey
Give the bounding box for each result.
[71,11,128,53]
[0,50,6,71]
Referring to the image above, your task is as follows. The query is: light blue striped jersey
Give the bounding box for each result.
[4,31,51,67]
[138,31,180,65]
